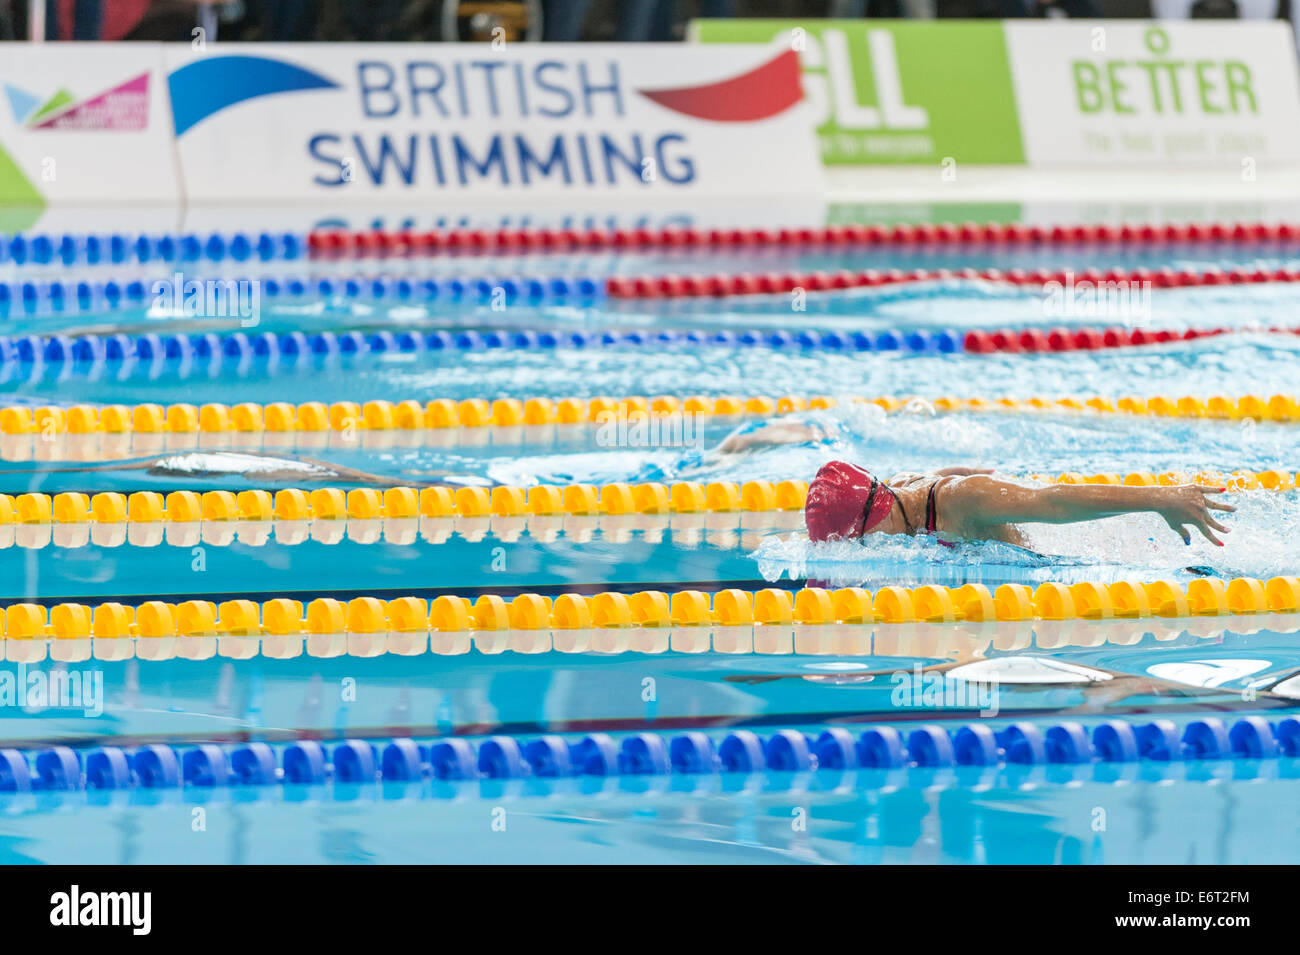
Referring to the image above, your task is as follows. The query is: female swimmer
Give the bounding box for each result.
[803,460,1234,548]
[709,417,1234,548]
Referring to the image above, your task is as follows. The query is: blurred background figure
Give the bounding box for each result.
[47,0,104,39]
[345,0,401,39]
[831,0,922,19]
[541,0,591,39]
[4,0,107,39]
[935,0,1103,14]
[4,0,1290,44]
[445,0,541,40]
[258,0,320,40]
[542,0,734,41]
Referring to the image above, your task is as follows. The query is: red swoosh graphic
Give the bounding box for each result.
[636,49,802,122]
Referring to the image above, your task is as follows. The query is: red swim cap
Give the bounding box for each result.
[805,461,893,542]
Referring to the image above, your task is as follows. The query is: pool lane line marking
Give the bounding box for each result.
[604,263,1300,300]
[12,322,1299,378]
[0,470,1289,544]
[305,221,1300,257]
[9,263,1300,319]
[2,576,1299,644]
[4,713,1300,794]
[4,607,1295,664]
[10,713,1300,796]
[3,392,1300,441]
[15,221,1295,270]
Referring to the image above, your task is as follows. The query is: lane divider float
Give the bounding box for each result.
[13,321,1284,372]
[3,713,1299,794]
[0,273,602,316]
[0,759,1262,804]
[11,264,1300,317]
[9,222,1298,271]
[5,393,1299,439]
[966,324,1247,353]
[1,232,302,267]
[0,467,1289,530]
[604,264,1300,300]
[6,596,1295,662]
[1,326,966,365]
[3,576,1298,648]
[0,481,808,524]
[306,222,1300,257]
[0,467,1287,550]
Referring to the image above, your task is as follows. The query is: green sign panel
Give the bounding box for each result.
[691,20,1025,165]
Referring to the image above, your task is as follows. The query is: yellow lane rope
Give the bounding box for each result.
[3,392,1299,437]
[5,577,1298,650]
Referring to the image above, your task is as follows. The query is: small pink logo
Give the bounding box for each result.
[30,72,149,131]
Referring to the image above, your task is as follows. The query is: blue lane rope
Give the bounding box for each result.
[0,275,607,317]
[0,232,304,266]
[0,326,963,370]
[0,715,1294,793]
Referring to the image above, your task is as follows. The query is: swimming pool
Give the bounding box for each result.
[1,223,1299,864]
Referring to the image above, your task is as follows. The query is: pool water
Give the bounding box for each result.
[2,236,1299,863]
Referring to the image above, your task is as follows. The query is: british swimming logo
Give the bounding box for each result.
[167,51,803,192]
[167,55,339,136]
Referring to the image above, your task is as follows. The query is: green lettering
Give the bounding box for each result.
[1224,62,1257,114]
[1164,61,1186,113]
[1106,61,1135,114]
[1073,61,1104,113]
[1136,61,1164,113]
[1195,61,1222,114]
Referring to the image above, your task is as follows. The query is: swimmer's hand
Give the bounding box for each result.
[1154,485,1235,547]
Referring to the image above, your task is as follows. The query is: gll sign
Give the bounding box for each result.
[791,27,927,132]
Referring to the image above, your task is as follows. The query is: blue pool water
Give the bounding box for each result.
[3,241,1300,863]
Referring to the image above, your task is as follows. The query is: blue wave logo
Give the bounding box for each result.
[169,55,339,137]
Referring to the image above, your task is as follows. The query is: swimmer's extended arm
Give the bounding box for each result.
[714,421,826,454]
[946,476,1235,545]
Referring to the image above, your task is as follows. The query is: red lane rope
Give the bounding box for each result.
[602,265,1300,299]
[307,222,1300,257]
[961,325,1300,353]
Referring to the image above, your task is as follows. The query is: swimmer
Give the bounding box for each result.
[0,451,492,489]
[729,655,1300,714]
[804,460,1234,548]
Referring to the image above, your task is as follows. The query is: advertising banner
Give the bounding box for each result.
[691,19,1300,166]
[691,19,1025,165]
[0,43,180,218]
[162,42,823,202]
[1005,21,1300,165]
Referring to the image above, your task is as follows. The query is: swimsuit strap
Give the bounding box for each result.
[879,477,953,546]
[888,485,916,536]
[927,479,959,549]
[925,481,940,533]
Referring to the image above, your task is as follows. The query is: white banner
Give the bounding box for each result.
[0,43,180,210]
[163,43,823,202]
[1006,20,1300,165]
